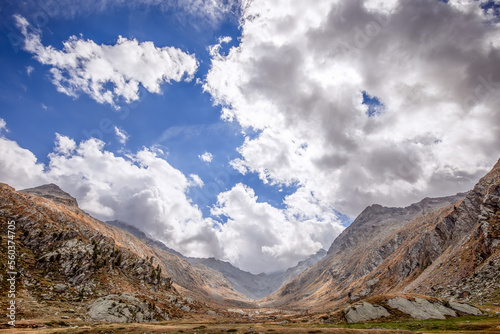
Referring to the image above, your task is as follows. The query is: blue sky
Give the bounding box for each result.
[0,1,299,218]
[1,0,499,273]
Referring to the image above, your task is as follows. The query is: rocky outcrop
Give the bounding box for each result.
[402,158,500,303]
[387,297,456,320]
[343,301,390,323]
[448,301,482,316]
[88,293,163,322]
[341,295,481,324]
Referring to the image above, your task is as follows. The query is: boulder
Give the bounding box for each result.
[344,301,390,323]
[387,297,456,320]
[448,301,482,315]
[88,293,155,323]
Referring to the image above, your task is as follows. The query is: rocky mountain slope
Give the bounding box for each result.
[265,158,500,310]
[106,220,185,258]
[0,183,251,324]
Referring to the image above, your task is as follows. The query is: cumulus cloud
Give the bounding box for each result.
[188,174,204,187]
[205,0,500,217]
[199,151,214,162]
[213,183,343,273]
[15,15,198,108]
[0,127,341,273]
[54,133,77,155]
[114,126,129,145]
[0,136,48,189]
[0,129,220,258]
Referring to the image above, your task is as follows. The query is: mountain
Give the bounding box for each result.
[187,254,326,301]
[187,257,281,300]
[282,249,327,286]
[0,183,251,323]
[106,220,326,300]
[106,220,185,258]
[264,158,500,310]
[20,183,78,207]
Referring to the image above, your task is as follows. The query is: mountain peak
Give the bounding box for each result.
[20,183,78,207]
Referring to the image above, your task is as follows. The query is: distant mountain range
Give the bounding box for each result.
[105,219,326,300]
[0,157,498,324]
[187,249,326,300]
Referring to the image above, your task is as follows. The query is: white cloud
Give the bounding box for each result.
[205,0,500,217]
[18,0,241,27]
[212,183,343,273]
[188,174,204,187]
[0,136,48,189]
[0,127,342,273]
[114,126,129,145]
[15,15,199,108]
[0,129,221,258]
[0,119,7,133]
[208,35,233,57]
[174,0,241,26]
[54,133,76,155]
[26,66,34,76]
[199,151,214,162]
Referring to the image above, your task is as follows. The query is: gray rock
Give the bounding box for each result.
[87,294,154,323]
[448,301,482,315]
[344,301,390,323]
[387,297,456,320]
[53,283,68,293]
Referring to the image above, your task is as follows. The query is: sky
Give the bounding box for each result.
[0,0,499,274]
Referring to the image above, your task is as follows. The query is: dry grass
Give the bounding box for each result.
[3,315,500,334]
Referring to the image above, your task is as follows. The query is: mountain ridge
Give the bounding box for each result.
[263,158,500,310]
[20,183,79,207]
[187,249,327,300]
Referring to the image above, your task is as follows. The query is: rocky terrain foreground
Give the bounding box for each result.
[0,158,499,332]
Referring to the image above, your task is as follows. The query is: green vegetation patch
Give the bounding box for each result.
[333,315,499,332]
